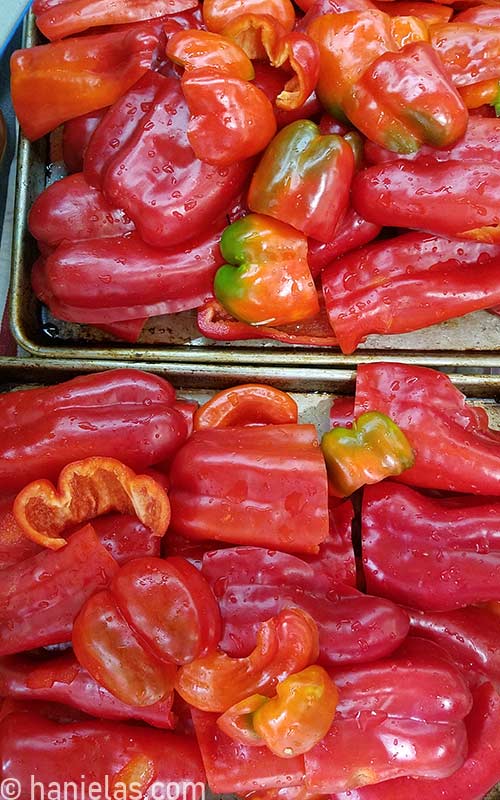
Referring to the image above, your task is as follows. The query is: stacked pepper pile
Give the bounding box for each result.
[1,364,500,798]
[9,0,500,347]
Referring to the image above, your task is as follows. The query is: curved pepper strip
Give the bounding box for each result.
[362,481,500,611]
[181,67,277,166]
[460,78,500,111]
[321,411,414,497]
[252,62,322,127]
[202,0,295,35]
[13,456,170,550]
[0,653,175,729]
[430,22,500,87]
[197,295,338,346]
[193,384,298,429]
[354,362,500,494]
[36,0,198,40]
[331,682,500,800]
[218,666,338,757]
[375,2,452,25]
[214,214,319,326]
[166,29,254,78]
[175,608,320,712]
[248,120,353,242]
[222,15,319,110]
[10,26,159,141]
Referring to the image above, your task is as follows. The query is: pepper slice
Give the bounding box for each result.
[193,384,298,429]
[13,457,170,550]
[214,214,319,326]
[166,29,255,79]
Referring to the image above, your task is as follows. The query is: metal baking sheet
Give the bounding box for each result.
[9,13,500,368]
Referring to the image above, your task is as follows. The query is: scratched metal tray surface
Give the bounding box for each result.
[9,13,500,368]
[0,356,499,798]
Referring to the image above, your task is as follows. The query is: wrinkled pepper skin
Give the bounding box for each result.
[0,653,175,729]
[322,232,500,353]
[0,712,206,800]
[0,369,187,495]
[34,226,225,325]
[214,214,319,326]
[0,525,118,656]
[201,546,410,665]
[10,27,159,141]
[362,481,500,612]
[354,362,500,494]
[247,120,354,242]
[321,411,414,496]
[430,23,500,87]
[331,682,500,800]
[103,74,251,248]
[352,160,500,242]
[169,424,329,554]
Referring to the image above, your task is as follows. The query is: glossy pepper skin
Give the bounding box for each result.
[0,712,206,800]
[362,481,500,612]
[430,22,500,87]
[321,411,414,496]
[193,384,298,429]
[202,0,295,35]
[322,232,500,353]
[331,682,500,800]
[62,109,106,174]
[307,206,381,278]
[247,120,354,242]
[0,525,118,656]
[166,29,255,79]
[0,653,175,729]
[214,214,319,326]
[10,26,159,141]
[0,369,187,496]
[169,424,329,554]
[352,160,500,242]
[354,362,500,495]
[103,74,251,248]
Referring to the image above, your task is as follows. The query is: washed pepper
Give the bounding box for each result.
[374,2,452,25]
[430,22,500,87]
[307,206,381,277]
[202,0,295,35]
[362,481,500,611]
[214,214,319,326]
[193,384,298,429]
[247,120,354,242]
[10,26,159,141]
[62,109,106,174]
[166,29,254,78]
[169,424,329,553]
[354,362,500,494]
[321,411,414,496]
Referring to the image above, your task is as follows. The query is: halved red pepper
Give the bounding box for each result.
[0,653,175,728]
[247,119,354,242]
[0,524,118,656]
[10,26,159,141]
[169,424,329,554]
[362,481,500,611]
[252,62,322,127]
[202,0,295,34]
[374,1,452,25]
[430,22,500,87]
[355,362,500,494]
[307,206,381,277]
[166,29,255,78]
[302,499,356,586]
[175,608,319,712]
[13,456,170,551]
[193,384,298,429]
[62,109,107,174]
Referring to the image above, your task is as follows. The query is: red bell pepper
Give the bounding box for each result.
[193,384,298,429]
[176,608,319,712]
[33,224,225,324]
[181,67,277,165]
[362,481,500,611]
[0,524,118,656]
[111,556,221,664]
[0,653,175,728]
[36,0,197,40]
[169,424,329,554]
[197,295,338,346]
[191,707,305,793]
[307,207,381,278]
[10,26,159,141]
[62,109,107,174]
[0,496,41,570]
[0,369,187,496]
[374,1,452,25]
[354,362,500,494]
[166,29,255,79]
[28,173,134,249]
[352,159,500,242]
[13,456,170,550]
[252,62,322,128]
[302,499,356,586]
[201,546,409,665]
[202,0,295,34]
[330,682,500,800]
[0,712,205,799]
[409,604,500,689]
[103,74,252,246]
[247,120,354,242]
[329,397,355,429]
[297,0,376,31]
[430,22,500,87]
[322,232,500,353]
[73,588,177,707]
